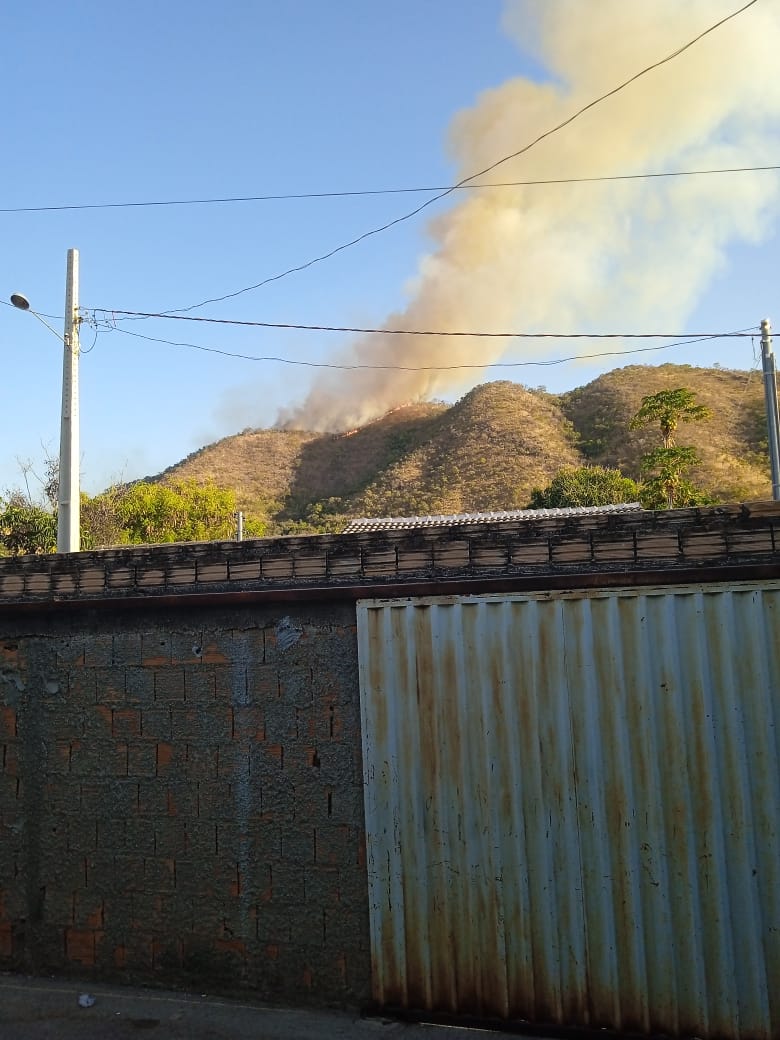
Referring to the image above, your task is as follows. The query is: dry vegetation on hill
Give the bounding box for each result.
[561,364,770,502]
[154,365,773,533]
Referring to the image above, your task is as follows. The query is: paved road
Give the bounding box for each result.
[0,973,517,1039]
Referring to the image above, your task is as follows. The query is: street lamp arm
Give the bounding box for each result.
[9,292,69,345]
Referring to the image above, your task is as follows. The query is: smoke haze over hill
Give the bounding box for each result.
[278,0,780,432]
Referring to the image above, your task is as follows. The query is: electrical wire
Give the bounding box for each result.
[147,0,760,317]
[79,325,99,354]
[0,299,63,320]
[100,324,754,371]
[1,164,778,214]
[91,309,758,339]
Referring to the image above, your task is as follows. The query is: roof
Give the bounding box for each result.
[341,503,644,533]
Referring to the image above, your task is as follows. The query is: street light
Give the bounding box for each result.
[10,248,81,552]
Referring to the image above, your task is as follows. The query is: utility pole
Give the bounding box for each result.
[761,318,780,501]
[59,248,80,552]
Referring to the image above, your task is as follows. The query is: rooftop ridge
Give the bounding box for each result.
[342,503,643,533]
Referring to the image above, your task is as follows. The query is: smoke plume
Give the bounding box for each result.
[279,0,780,431]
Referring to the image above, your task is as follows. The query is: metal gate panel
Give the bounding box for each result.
[357,583,780,1039]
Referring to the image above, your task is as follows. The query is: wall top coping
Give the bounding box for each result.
[0,501,778,609]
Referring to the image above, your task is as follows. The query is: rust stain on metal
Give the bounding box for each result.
[357,581,780,1039]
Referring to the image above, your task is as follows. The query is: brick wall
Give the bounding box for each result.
[0,602,369,1006]
[1,502,779,1007]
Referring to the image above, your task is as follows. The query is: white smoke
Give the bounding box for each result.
[279,0,780,431]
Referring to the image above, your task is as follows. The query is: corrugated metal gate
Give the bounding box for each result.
[357,583,780,1039]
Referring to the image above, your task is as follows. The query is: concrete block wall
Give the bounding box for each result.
[0,602,370,1006]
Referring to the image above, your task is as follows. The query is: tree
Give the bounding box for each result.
[629,387,712,448]
[80,486,131,549]
[117,480,240,544]
[638,448,715,510]
[0,492,57,555]
[629,387,713,509]
[528,466,640,508]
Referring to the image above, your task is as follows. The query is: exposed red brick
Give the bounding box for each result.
[216,937,247,957]
[113,709,141,738]
[201,644,229,664]
[0,707,16,739]
[262,744,284,769]
[94,705,113,730]
[3,746,19,776]
[86,905,104,929]
[142,655,170,667]
[112,742,129,777]
[156,743,174,771]
[66,928,95,966]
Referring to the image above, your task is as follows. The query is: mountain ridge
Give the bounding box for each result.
[152,365,772,532]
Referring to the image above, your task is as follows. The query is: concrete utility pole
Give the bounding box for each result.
[761,319,780,501]
[59,248,81,552]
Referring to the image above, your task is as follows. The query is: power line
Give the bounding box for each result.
[101,324,753,370]
[1,164,778,214]
[0,299,63,320]
[92,309,758,339]
[152,0,760,317]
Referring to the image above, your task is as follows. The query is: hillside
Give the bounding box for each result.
[155,366,773,533]
[561,364,770,501]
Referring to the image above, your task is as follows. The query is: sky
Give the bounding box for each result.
[1,0,780,496]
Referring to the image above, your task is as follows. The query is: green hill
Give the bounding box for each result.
[154,366,773,533]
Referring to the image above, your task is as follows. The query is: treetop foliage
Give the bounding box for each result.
[528,466,640,509]
[628,387,713,448]
[1,479,266,555]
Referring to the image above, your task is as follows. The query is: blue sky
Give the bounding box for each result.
[1,0,779,496]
